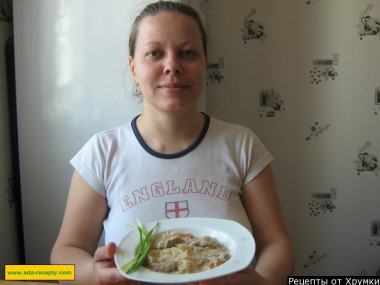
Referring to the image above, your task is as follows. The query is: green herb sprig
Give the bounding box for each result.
[121,218,159,274]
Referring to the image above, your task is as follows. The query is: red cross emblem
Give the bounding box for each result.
[165,201,190,219]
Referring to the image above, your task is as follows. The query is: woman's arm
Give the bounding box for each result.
[241,164,295,284]
[193,165,294,285]
[50,171,135,284]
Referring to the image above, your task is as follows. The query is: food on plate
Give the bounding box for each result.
[121,218,159,273]
[144,231,231,274]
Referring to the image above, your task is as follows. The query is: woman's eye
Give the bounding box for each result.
[147,51,160,57]
[182,50,196,57]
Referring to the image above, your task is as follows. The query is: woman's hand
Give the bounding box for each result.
[188,265,268,285]
[93,242,140,285]
[52,172,142,284]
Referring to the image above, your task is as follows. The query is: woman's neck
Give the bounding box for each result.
[136,111,205,154]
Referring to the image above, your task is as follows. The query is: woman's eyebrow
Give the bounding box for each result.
[141,41,161,48]
[141,40,200,48]
[180,40,199,46]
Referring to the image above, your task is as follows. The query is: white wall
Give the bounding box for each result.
[205,0,380,276]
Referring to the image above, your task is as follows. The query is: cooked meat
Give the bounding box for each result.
[189,236,213,247]
[155,237,184,249]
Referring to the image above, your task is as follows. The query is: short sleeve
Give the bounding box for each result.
[242,130,273,186]
[70,134,106,196]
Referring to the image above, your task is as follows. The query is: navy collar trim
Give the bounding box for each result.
[131,113,210,159]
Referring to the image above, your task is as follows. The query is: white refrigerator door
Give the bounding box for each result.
[13,0,155,264]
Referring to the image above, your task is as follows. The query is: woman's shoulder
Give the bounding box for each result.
[209,116,255,136]
[89,120,135,147]
[97,123,131,137]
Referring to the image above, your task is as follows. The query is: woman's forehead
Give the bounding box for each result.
[136,11,202,42]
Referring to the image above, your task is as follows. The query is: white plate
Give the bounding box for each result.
[114,217,255,284]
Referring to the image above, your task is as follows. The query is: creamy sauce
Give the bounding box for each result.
[144,231,230,274]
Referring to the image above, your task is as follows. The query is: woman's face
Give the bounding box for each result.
[129,12,207,114]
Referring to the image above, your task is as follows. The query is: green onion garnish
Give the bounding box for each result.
[121,218,159,274]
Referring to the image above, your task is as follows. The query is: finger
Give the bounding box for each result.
[101,267,128,283]
[198,280,227,285]
[228,265,254,278]
[199,266,254,284]
[198,276,230,285]
[106,242,117,256]
[93,261,130,284]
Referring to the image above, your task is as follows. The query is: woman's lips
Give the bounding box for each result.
[158,84,189,92]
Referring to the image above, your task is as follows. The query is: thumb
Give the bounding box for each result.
[106,242,117,257]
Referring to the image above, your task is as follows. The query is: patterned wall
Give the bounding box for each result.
[0,0,12,23]
[203,0,380,276]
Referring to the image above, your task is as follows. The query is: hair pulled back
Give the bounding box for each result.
[129,1,208,58]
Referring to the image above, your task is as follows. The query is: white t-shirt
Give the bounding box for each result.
[70,114,273,245]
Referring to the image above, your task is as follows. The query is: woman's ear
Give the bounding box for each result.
[129,56,136,82]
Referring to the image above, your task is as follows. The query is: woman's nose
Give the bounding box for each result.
[163,54,182,75]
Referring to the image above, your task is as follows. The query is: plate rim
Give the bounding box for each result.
[114,217,255,284]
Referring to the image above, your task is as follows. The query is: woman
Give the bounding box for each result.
[51,1,294,284]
